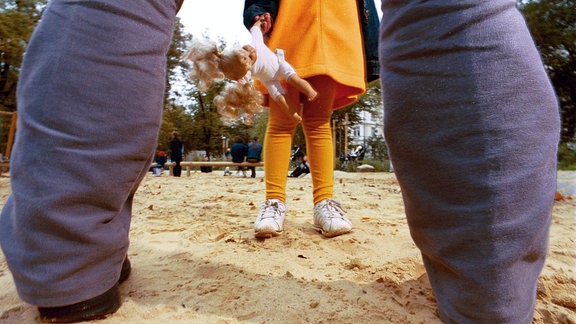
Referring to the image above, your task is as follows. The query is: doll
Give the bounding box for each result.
[183,19,317,124]
[218,19,318,122]
[183,37,262,125]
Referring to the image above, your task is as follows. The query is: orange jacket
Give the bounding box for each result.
[266,0,366,109]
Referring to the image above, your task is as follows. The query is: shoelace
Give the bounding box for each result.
[321,199,347,219]
[261,201,283,219]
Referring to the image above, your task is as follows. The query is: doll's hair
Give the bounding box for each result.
[218,48,252,81]
[182,36,224,90]
[214,81,263,126]
[183,37,262,125]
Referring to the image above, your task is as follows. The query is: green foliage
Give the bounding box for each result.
[250,109,269,145]
[164,17,192,103]
[358,158,391,172]
[0,0,47,112]
[332,79,383,158]
[519,0,576,142]
[161,31,264,160]
[334,157,391,173]
[366,134,388,161]
[558,142,576,170]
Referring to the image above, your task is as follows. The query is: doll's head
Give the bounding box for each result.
[218,46,255,81]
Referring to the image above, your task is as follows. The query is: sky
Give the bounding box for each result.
[178,1,383,45]
[177,0,251,45]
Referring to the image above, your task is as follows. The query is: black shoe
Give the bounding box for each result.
[38,283,120,323]
[38,257,131,323]
[119,257,131,284]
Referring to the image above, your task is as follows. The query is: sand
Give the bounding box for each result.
[0,170,574,323]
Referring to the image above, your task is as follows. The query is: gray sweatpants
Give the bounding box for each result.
[0,0,181,307]
[379,0,560,322]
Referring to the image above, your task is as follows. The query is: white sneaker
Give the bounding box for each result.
[254,199,287,238]
[313,199,352,237]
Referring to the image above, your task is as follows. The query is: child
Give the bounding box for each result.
[218,18,317,122]
[153,151,167,176]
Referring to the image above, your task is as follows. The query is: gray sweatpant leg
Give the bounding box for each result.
[0,0,180,307]
[379,0,560,322]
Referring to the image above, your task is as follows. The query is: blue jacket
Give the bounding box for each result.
[247,141,263,161]
[231,142,248,163]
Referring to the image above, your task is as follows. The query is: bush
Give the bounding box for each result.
[334,158,392,172]
[357,158,390,172]
[558,142,576,170]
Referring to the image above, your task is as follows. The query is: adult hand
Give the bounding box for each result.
[254,12,272,34]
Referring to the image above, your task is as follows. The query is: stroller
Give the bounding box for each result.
[289,156,310,178]
[290,145,304,169]
[339,145,367,171]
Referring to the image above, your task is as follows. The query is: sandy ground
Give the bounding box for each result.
[0,170,574,323]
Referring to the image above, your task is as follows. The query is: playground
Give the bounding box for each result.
[0,170,574,323]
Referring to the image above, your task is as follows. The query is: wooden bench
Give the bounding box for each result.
[163,161,264,176]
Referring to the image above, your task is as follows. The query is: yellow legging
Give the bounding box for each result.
[264,75,336,205]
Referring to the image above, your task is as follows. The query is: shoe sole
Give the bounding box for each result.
[312,225,351,238]
[39,283,121,323]
[38,257,130,323]
[254,229,282,238]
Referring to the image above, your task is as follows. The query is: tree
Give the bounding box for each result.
[166,34,269,160]
[184,81,227,158]
[164,17,191,106]
[519,0,576,141]
[366,133,388,161]
[0,0,47,112]
[332,79,383,157]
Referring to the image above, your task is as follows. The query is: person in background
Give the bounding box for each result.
[246,136,263,178]
[153,151,167,176]
[379,0,560,322]
[169,131,183,177]
[224,147,232,161]
[230,136,248,177]
[0,0,184,322]
[200,155,212,173]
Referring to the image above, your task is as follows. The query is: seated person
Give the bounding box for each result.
[200,155,212,173]
[152,151,167,176]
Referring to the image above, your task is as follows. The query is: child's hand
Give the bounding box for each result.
[253,13,272,34]
[291,112,302,123]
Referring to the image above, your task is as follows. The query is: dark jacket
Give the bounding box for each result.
[243,0,380,82]
[243,0,279,33]
[156,155,167,167]
[169,138,183,162]
[231,142,248,163]
[358,0,380,82]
